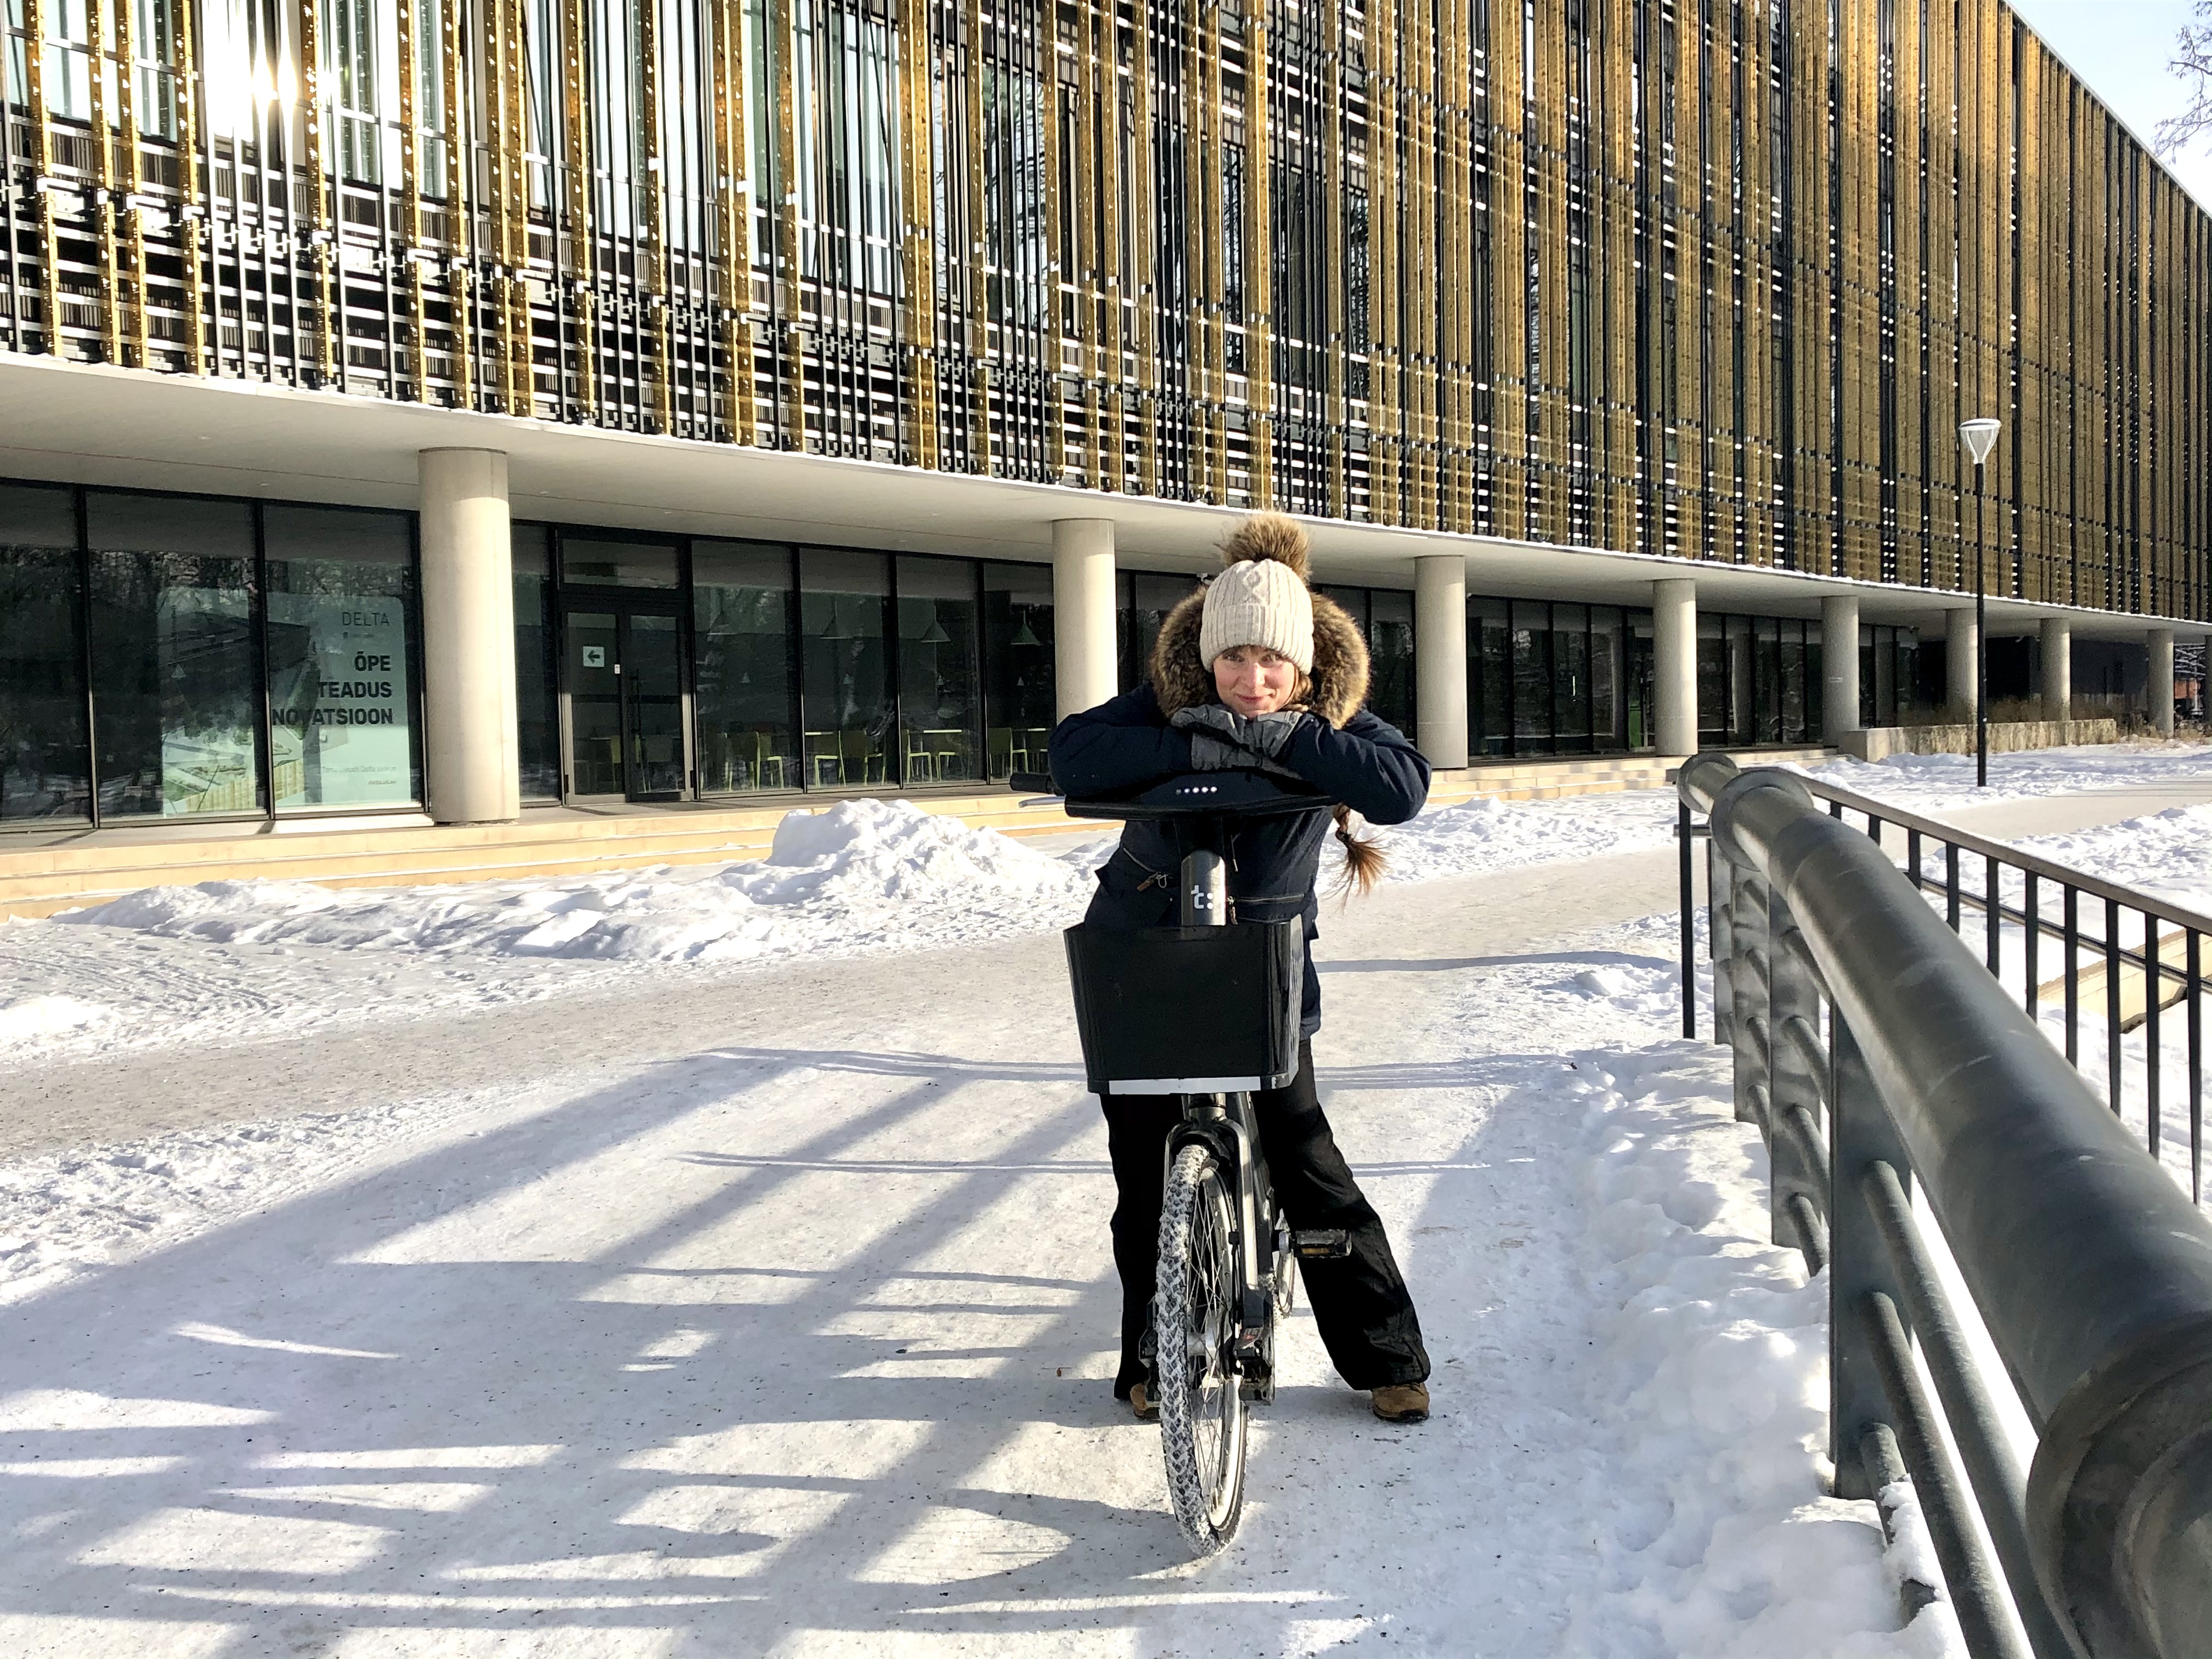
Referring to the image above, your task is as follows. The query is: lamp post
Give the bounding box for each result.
[1960,417,2001,788]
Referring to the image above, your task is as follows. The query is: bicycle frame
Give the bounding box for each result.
[1165,838,1286,1385]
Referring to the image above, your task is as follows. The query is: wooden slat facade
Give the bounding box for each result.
[1,0,2205,620]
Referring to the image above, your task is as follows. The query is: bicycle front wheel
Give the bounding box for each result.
[1154,1140,1248,1555]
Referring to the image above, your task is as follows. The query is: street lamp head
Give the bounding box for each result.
[1960,417,2001,467]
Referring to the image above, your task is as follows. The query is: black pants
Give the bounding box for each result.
[1102,1041,1430,1397]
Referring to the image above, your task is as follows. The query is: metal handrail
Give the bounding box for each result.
[1681,754,2212,1203]
[1790,772,2212,941]
[1679,753,2212,1659]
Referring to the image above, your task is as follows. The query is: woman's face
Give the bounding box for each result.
[1212,646,1301,717]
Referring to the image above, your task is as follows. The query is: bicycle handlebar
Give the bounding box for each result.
[1008,768,1330,822]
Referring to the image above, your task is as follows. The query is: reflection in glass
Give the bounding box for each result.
[1368,589,1415,733]
[1119,573,1199,691]
[896,556,981,784]
[0,483,91,822]
[514,525,560,799]
[983,562,1054,778]
[87,492,262,818]
[1316,586,1370,636]
[1589,607,1622,751]
[1626,612,1656,749]
[1778,628,1814,743]
[694,540,799,793]
[264,506,418,809]
[1511,600,1550,744]
[1756,617,1784,743]
[800,549,891,786]
[1696,613,1729,746]
[560,534,679,589]
[567,610,623,795]
[1470,597,1509,756]
[625,613,687,795]
[1553,604,1591,754]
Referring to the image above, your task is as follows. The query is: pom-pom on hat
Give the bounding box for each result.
[1198,514,1316,673]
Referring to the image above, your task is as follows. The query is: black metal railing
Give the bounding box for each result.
[1679,762,2212,1203]
[1678,753,2212,1659]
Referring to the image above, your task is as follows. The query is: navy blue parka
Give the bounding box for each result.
[1048,573,1430,1037]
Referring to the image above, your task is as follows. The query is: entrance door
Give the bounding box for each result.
[563,606,691,801]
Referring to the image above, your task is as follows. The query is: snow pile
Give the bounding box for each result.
[1374,791,1676,882]
[0,994,110,1047]
[0,1097,452,1305]
[2011,803,2212,913]
[57,799,1096,968]
[1558,1040,1962,1658]
[1797,741,2212,811]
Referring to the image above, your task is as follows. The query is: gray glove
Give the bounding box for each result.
[1170,705,1311,774]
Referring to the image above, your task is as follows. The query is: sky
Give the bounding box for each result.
[2008,0,2212,208]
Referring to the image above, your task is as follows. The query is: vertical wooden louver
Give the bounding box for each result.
[1,0,2204,624]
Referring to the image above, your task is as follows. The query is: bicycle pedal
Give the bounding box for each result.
[1292,1229,1352,1259]
[1231,1329,1272,1376]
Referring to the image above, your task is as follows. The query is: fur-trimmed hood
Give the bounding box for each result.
[1147,514,1371,729]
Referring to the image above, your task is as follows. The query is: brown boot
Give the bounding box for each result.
[1370,1383,1430,1424]
[1130,1383,1159,1421]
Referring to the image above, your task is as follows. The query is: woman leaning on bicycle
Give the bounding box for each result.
[1048,512,1435,1427]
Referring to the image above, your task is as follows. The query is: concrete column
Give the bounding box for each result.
[1413,554,1469,769]
[418,448,518,824]
[1052,518,1119,719]
[2149,628,2176,736]
[1945,606,1978,721]
[1821,594,1861,740]
[1652,578,1699,757]
[2039,616,2072,721]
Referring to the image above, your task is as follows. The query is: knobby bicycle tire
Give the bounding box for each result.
[1154,1141,1248,1555]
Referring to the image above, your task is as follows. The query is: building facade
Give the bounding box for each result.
[0,0,2205,827]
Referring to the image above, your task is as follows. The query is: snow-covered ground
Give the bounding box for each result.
[0,894,1957,1658]
[7,742,2208,1070]
[1,740,2207,1654]
[1790,740,2212,812]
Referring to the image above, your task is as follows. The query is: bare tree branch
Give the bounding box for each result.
[2155,0,2212,159]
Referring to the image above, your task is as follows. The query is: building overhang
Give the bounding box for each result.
[2,352,2196,644]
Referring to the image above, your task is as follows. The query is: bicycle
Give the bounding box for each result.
[1013,766,1355,1555]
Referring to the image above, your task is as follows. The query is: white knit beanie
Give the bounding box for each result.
[1198,557,1314,673]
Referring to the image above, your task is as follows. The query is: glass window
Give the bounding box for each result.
[799,548,891,787]
[1589,606,1623,752]
[1799,623,1821,742]
[1511,600,1551,748]
[0,482,91,823]
[1754,617,1784,744]
[1697,613,1729,747]
[1470,596,1509,757]
[566,610,624,796]
[896,556,981,786]
[560,533,679,589]
[983,562,1054,779]
[1553,603,1592,754]
[512,525,559,799]
[1730,616,1759,744]
[693,540,799,793]
[1316,586,1370,634]
[1875,626,1901,726]
[1778,628,1814,743]
[1626,610,1655,750]
[87,492,262,819]
[264,506,418,810]
[1368,589,1415,734]
[1120,573,1199,692]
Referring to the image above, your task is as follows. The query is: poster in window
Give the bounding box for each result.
[268,593,413,808]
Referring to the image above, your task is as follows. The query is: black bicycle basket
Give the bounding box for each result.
[1063,919,1304,1095]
